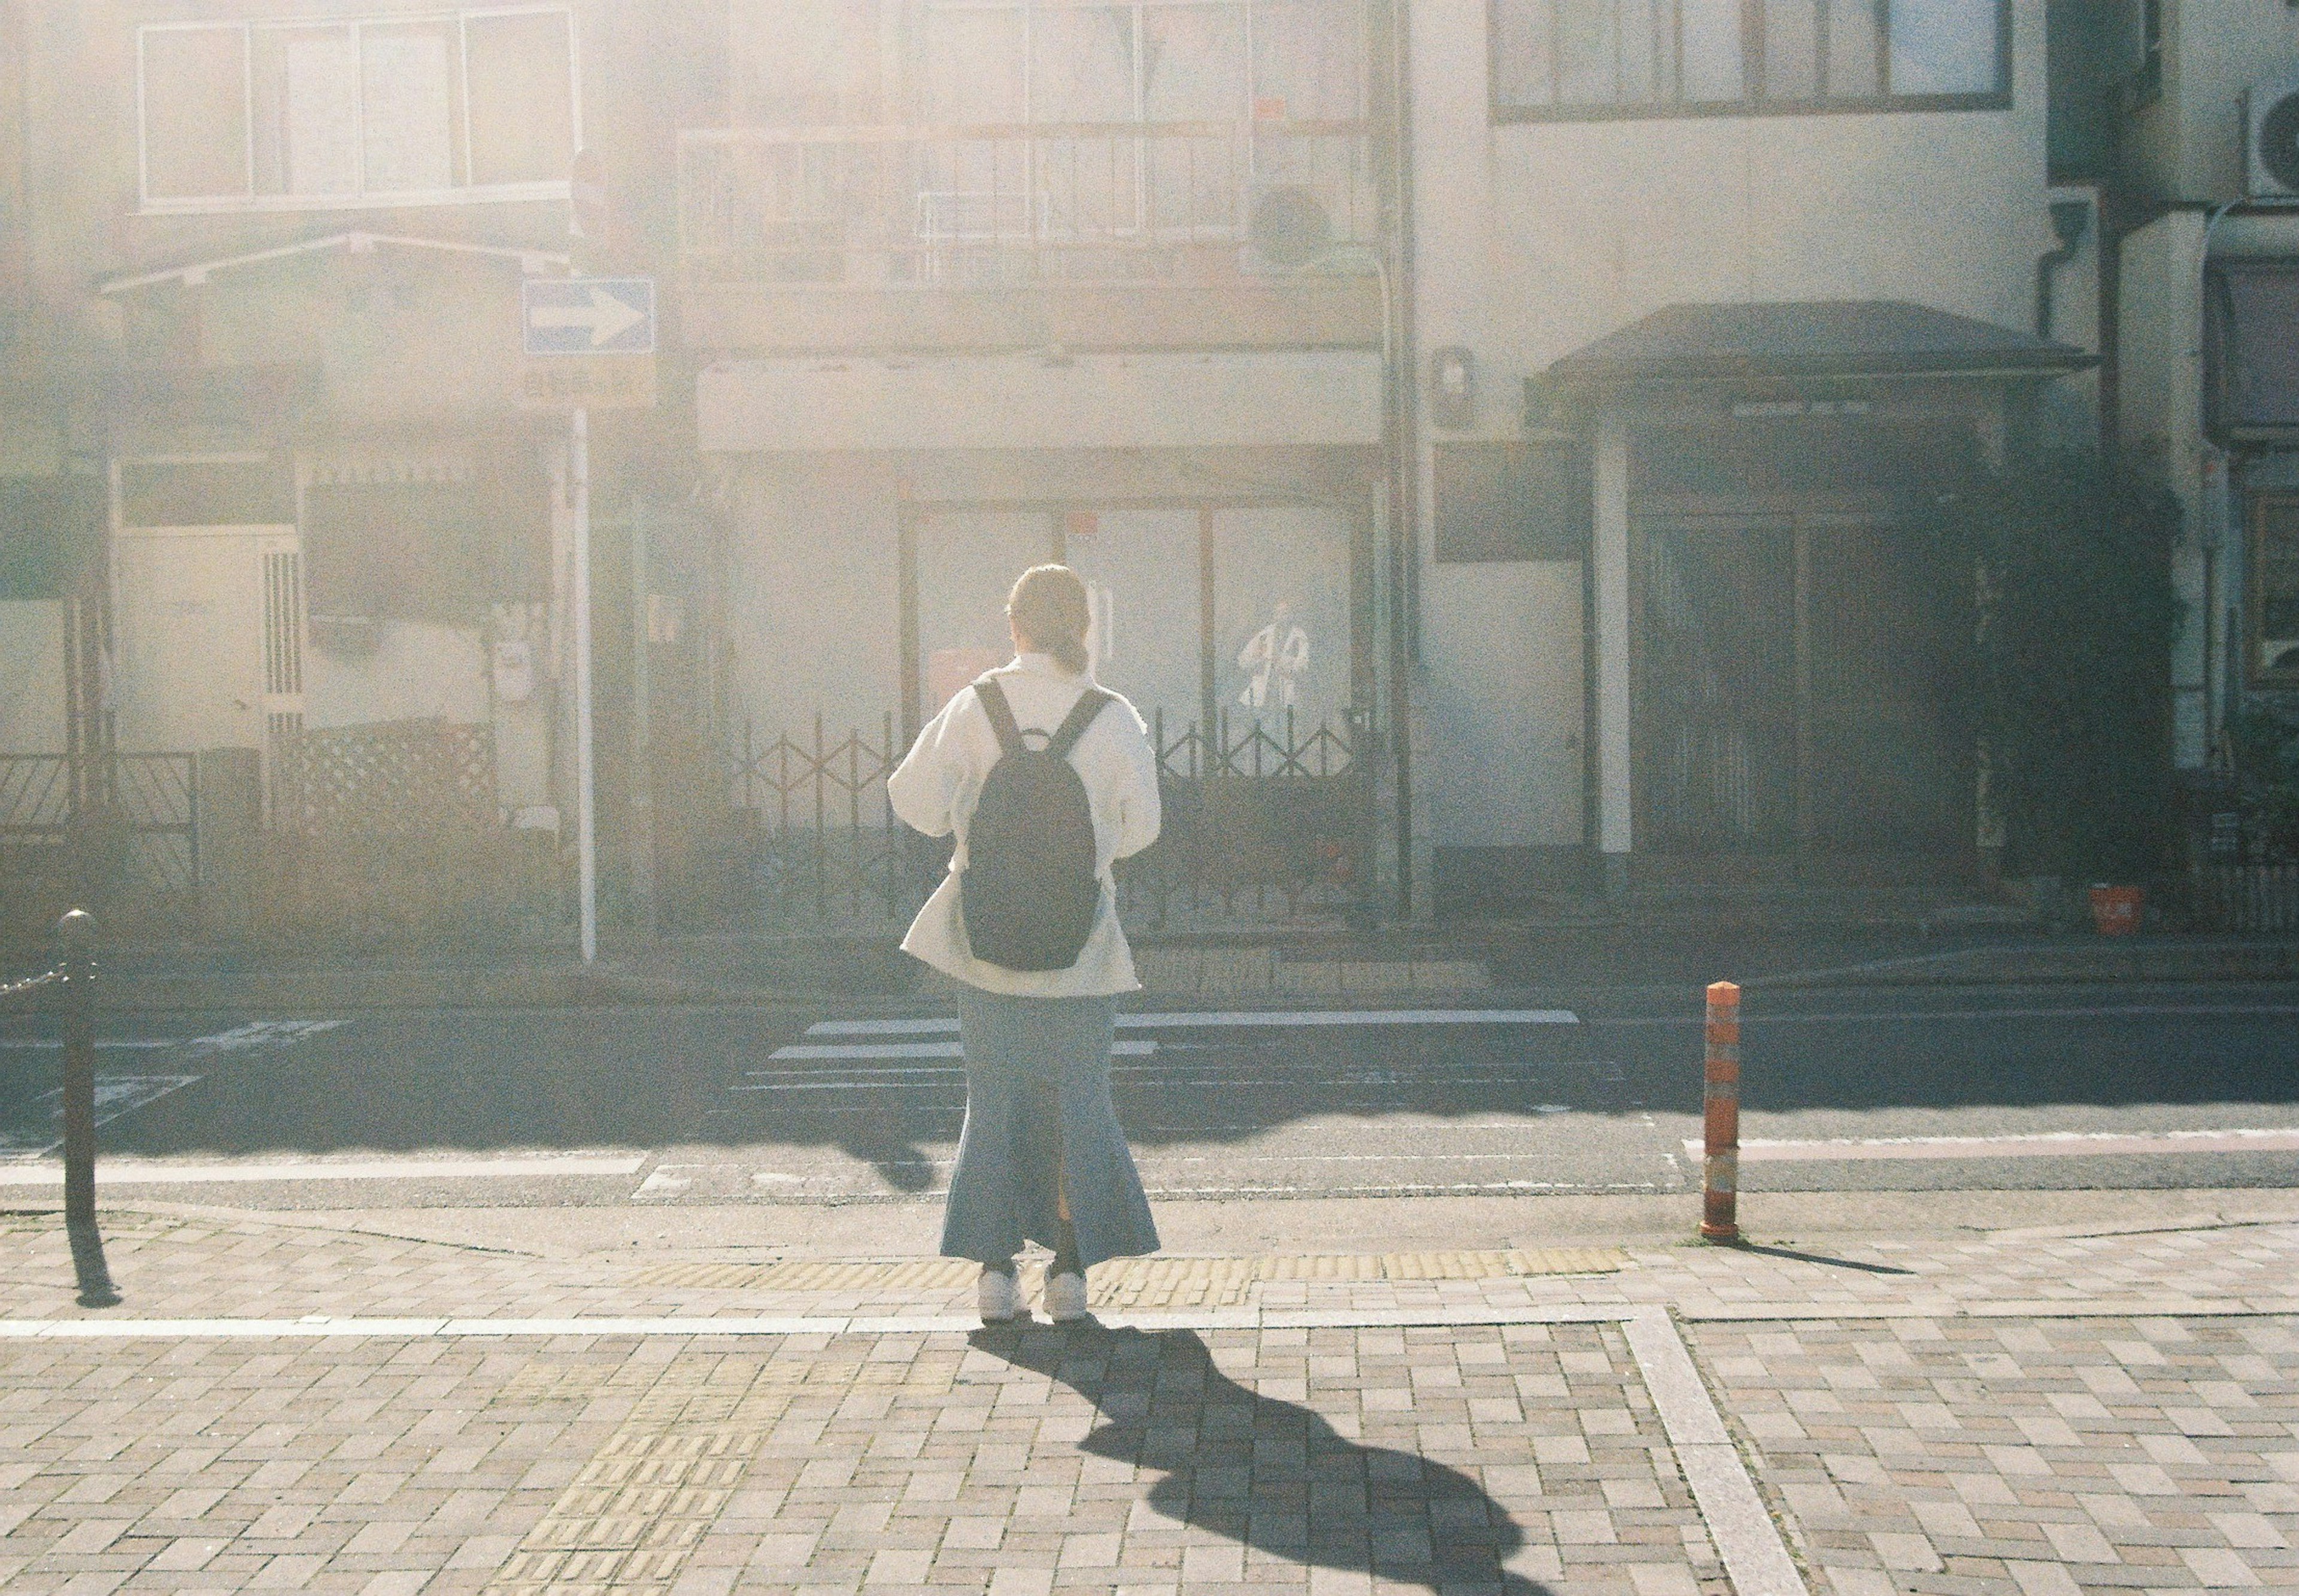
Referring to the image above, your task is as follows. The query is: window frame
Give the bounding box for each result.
[2128,0,2163,109]
[1486,0,2013,125]
[135,5,581,215]
[2249,491,2299,690]
[908,0,1371,129]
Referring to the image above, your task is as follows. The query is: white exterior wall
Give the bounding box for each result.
[1408,0,2057,866]
[2119,205,2299,768]
[2128,0,2299,204]
[0,602,66,754]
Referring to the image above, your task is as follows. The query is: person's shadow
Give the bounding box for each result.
[970,1321,1550,1593]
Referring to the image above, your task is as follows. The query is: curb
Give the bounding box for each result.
[81,934,2299,1011]
[1747,937,2299,989]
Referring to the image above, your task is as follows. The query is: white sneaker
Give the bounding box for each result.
[978,1268,1023,1323]
[1045,1270,1090,1322]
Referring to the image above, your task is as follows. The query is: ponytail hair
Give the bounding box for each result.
[1006,563,1092,675]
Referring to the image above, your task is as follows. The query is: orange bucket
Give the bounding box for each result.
[2088,884,2143,936]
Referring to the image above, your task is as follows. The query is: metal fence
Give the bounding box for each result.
[2185,808,2299,933]
[2190,863,2299,933]
[679,120,1379,284]
[708,710,1373,931]
[0,753,199,902]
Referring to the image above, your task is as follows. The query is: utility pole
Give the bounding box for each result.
[628,495,659,939]
[572,405,596,964]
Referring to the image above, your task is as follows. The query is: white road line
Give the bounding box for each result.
[0,1039,183,1051]
[1687,1127,2299,1163]
[769,1040,1158,1061]
[1595,1004,2299,1027]
[805,1008,1578,1037]
[1623,1309,1808,1596]
[0,1075,204,1157]
[0,1153,647,1187]
[731,1066,1606,1092]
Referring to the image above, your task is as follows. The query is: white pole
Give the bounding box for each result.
[1593,408,1633,899]
[572,405,597,964]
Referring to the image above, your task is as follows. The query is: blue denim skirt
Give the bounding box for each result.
[939,989,1160,1270]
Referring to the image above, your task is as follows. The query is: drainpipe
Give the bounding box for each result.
[2034,198,2092,340]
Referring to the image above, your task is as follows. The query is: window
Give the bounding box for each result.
[2254,496,2299,687]
[1433,443,1591,562]
[1491,0,2009,120]
[910,0,1365,126]
[137,8,578,212]
[2131,0,2163,106]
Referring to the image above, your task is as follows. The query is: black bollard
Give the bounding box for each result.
[56,909,117,1307]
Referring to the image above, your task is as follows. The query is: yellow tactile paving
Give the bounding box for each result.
[626,1247,1624,1307]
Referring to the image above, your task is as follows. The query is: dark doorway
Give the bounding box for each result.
[1634,514,1970,863]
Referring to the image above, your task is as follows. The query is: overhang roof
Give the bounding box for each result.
[97,230,569,295]
[1544,300,2097,385]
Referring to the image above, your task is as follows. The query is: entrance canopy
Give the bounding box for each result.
[1542,299,2094,390]
[1542,301,2093,885]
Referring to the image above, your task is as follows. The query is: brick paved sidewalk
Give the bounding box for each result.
[2,1207,2296,1595]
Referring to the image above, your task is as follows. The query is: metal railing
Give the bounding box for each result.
[678,120,1379,284]
[2185,808,2299,933]
[706,709,1372,931]
[0,753,200,897]
[0,910,117,1307]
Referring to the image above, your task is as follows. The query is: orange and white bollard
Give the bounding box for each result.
[1700,981,1741,1243]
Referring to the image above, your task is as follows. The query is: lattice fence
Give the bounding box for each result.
[265,720,542,937]
[271,719,497,838]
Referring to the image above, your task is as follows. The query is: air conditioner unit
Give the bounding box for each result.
[2245,75,2299,198]
[1241,184,1333,274]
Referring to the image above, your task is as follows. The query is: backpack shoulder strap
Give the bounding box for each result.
[1045,687,1113,760]
[973,676,1024,757]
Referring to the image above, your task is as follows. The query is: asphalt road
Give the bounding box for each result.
[3,984,2297,1208]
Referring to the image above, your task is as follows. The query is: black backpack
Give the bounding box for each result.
[962,676,1112,972]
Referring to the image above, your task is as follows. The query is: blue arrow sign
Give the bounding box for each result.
[523,278,655,355]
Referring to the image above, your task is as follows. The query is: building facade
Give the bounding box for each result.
[7,1,2167,933]
[2099,1,2299,778]
[1407,0,2094,911]
[0,1,719,930]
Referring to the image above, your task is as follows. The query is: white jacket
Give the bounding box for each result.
[888,652,1163,996]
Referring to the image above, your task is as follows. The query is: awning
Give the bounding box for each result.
[99,364,327,429]
[96,231,569,296]
[1543,301,2095,388]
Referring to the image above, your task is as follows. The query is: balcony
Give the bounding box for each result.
[676,121,1385,354]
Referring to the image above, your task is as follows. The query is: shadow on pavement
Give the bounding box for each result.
[971,1320,1548,1594]
[1721,1241,1915,1275]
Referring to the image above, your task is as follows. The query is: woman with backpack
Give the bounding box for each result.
[888,563,1163,1324]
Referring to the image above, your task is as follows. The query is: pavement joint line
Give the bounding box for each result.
[1624,1307,1807,1596]
[10,1294,2295,1339]
[0,1154,650,1185]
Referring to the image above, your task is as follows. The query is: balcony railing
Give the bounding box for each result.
[678,120,1380,286]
